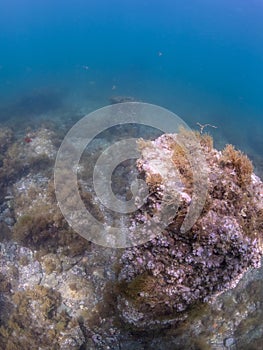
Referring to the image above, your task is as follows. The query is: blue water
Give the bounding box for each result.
[0,0,262,171]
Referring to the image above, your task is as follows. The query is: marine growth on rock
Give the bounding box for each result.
[117,131,263,328]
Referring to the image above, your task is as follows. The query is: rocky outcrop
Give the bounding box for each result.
[109,95,137,104]
[0,125,262,349]
[117,131,263,328]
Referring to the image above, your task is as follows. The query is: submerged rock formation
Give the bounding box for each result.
[0,123,262,349]
[109,95,137,104]
[117,131,263,328]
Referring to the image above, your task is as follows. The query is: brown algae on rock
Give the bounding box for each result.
[117,130,263,328]
[0,124,262,349]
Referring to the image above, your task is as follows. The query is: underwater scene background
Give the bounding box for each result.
[0,0,262,170]
[0,1,263,349]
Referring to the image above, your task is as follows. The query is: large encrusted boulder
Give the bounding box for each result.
[117,131,263,328]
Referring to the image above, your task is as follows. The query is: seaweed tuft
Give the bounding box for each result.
[220,144,253,187]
